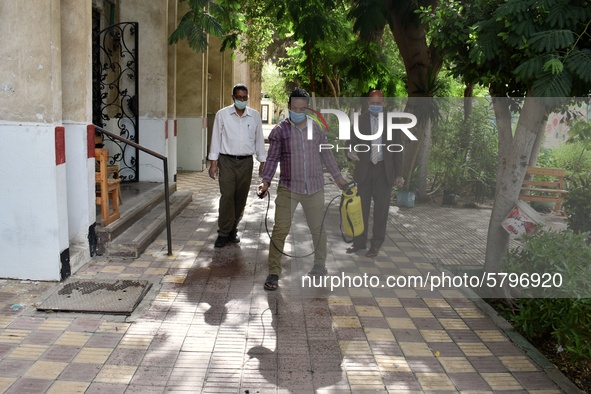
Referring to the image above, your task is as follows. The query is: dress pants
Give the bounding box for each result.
[353,161,393,249]
[217,155,253,236]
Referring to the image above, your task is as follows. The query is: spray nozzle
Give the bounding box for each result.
[343,181,357,194]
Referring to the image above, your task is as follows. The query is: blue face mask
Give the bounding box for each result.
[234,100,247,110]
[368,105,383,114]
[289,110,306,124]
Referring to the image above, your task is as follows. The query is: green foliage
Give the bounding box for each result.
[550,143,591,178]
[503,229,591,361]
[261,62,288,110]
[232,0,275,70]
[429,100,498,202]
[565,49,591,83]
[563,173,591,235]
[458,0,591,98]
[566,119,591,151]
[504,229,591,298]
[169,0,227,53]
[348,0,388,42]
[511,298,591,361]
[528,30,575,53]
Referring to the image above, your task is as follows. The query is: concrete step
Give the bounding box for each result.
[105,190,192,257]
[97,182,178,244]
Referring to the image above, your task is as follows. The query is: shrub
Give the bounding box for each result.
[551,143,591,181]
[563,172,591,235]
[429,101,498,202]
[503,230,591,360]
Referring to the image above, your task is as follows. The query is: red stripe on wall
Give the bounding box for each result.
[165,121,169,139]
[174,119,177,137]
[87,125,95,158]
[55,126,66,165]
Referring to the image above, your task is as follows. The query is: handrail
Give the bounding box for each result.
[94,125,173,256]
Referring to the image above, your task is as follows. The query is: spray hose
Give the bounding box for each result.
[258,181,359,258]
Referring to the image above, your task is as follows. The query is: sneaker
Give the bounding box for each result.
[214,235,228,248]
[228,230,240,243]
[307,264,328,277]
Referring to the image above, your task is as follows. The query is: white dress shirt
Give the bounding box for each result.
[370,113,384,162]
[208,105,267,162]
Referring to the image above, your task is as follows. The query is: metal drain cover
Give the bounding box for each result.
[37,279,152,315]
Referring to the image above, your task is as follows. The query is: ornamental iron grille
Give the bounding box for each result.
[92,20,139,182]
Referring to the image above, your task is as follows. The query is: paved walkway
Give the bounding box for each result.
[0,170,577,393]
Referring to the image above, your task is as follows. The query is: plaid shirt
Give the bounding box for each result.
[262,117,343,195]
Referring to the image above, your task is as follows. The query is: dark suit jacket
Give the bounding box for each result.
[350,111,404,185]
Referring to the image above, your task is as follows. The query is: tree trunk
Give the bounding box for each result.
[464,83,474,121]
[386,4,443,196]
[528,120,547,168]
[416,117,432,200]
[484,97,548,281]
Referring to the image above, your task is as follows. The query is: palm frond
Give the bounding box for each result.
[531,70,572,97]
[514,57,545,80]
[528,30,575,52]
[168,1,228,53]
[197,11,224,37]
[565,49,591,83]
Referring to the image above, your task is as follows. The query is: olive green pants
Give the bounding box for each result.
[267,184,326,276]
[217,155,253,236]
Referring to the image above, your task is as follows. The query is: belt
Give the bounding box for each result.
[219,153,251,160]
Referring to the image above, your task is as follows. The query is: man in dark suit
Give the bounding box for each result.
[346,90,405,258]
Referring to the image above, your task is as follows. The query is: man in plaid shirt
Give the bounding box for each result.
[258,88,347,291]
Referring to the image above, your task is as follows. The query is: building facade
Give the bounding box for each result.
[0,0,260,280]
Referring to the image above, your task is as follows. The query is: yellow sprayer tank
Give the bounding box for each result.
[341,186,364,238]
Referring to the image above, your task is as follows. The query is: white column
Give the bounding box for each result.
[0,0,67,280]
[61,0,95,273]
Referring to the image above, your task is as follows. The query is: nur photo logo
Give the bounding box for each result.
[304,106,419,152]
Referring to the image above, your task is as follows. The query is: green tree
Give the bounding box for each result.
[262,62,288,114]
[349,0,445,200]
[455,0,591,278]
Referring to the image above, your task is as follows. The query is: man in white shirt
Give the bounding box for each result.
[208,84,267,248]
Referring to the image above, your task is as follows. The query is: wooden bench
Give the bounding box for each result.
[95,148,121,226]
[519,166,568,215]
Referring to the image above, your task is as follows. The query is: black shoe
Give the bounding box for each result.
[307,264,328,277]
[365,246,379,258]
[264,274,279,291]
[346,245,366,254]
[228,230,240,243]
[214,235,228,248]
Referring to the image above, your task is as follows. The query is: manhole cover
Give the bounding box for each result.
[37,279,152,315]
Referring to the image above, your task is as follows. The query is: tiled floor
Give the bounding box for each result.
[0,170,574,393]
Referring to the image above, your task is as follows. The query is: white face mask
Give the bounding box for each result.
[234,100,247,110]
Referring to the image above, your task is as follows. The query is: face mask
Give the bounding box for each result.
[234,100,247,110]
[289,110,306,124]
[368,105,383,114]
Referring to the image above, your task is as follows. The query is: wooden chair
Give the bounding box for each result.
[95,148,121,225]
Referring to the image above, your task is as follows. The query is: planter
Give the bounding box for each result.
[442,190,459,206]
[396,190,415,208]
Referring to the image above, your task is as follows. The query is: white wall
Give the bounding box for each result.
[138,118,168,181]
[177,117,206,171]
[0,124,67,280]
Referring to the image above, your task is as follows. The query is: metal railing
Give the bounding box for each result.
[95,125,172,256]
